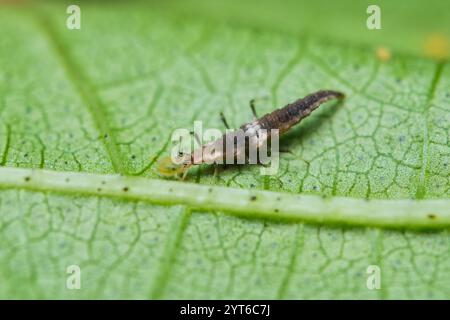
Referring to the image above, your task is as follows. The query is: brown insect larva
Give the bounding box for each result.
[159,90,345,178]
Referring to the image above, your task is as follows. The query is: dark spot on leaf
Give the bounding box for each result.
[131,155,136,160]
[101,181,106,185]
[97,188,102,192]
[250,184,255,188]
[427,214,436,219]
[276,197,281,201]
[24,176,30,182]
[24,153,28,157]
[104,134,108,139]
[123,187,129,192]
[274,208,279,213]
[250,195,257,201]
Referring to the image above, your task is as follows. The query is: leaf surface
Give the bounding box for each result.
[0,1,449,299]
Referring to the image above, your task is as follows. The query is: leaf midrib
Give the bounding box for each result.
[0,167,449,230]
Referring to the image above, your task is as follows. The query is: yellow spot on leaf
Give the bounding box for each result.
[376,47,391,62]
[423,33,449,60]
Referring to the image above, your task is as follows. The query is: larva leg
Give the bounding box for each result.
[220,112,230,129]
[190,130,201,146]
[279,146,293,154]
[249,99,258,118]
[249,96,270,119]
[213,165,219,178]
[181,167,190,180]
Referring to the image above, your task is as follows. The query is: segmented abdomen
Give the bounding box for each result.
[258,90,344,133]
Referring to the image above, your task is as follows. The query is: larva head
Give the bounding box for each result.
[157,154,192,178]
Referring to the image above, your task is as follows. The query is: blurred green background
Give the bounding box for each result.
[18,0,449,61]
[158,0,449,59]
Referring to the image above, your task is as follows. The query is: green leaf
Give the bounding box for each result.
[0,1,449,299]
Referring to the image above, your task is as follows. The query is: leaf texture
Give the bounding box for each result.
[0,1,449,299]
